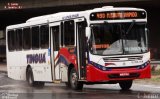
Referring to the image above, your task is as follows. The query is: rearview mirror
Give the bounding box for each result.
[145,28,149,47]
[85,27,91,41]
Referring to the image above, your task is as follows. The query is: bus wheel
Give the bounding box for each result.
[36,82,45,88]
[119,80,133,91]
[69,68,83,90]
[65,82,71,88]
[26,67,36,87]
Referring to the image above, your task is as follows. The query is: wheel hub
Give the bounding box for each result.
[71,73,77,86]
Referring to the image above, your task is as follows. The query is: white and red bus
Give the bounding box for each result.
[6,6,150,90]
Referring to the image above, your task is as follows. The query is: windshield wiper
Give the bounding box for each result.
[126,20,135,34]
[121,20,136,54]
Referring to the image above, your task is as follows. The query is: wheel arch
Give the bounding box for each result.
[68,63,75,81]
[26,65,32,80]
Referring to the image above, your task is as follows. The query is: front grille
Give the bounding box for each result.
[108,73,140,79]
[103,56,143,62]
[106,66,138,69]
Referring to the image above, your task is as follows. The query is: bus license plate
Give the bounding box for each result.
[120,73,130,77]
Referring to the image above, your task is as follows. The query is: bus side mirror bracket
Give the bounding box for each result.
[85,27,91,41]
[145,28,149,35]
[145,28,149,47]
[145,28,150,39]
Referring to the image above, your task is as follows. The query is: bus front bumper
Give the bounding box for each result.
[86,64,151,82]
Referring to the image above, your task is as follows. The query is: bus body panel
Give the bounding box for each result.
[56,47,78,81]
[86,63,150,82]
[7,49,53,82]
[86,52,150,82]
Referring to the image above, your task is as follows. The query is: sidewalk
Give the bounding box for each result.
[0,62,7,73]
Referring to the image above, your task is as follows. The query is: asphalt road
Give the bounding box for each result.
[0,72,160,99]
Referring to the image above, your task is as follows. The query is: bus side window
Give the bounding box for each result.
[52,26,60,51]
[8,30,15,51]
[64,20,75,46]
[15,29,23,51]
[23,27,31,50]
[32,26,40,49]
[40,25,49,48]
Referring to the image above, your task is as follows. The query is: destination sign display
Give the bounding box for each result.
[90,11,146,20]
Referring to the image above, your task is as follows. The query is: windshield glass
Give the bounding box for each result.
[89,23,148,55]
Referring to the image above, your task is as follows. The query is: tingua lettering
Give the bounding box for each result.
[26,53,46,64]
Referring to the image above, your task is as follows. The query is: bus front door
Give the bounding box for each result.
[50,23,61,81]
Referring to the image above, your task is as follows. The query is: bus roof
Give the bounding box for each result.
[26,12,78,22]
[6,6,146,30]
[26,6,145,22]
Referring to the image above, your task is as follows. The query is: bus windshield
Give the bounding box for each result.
[89,22,148,55]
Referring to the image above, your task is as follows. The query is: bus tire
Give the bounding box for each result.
[119,80,133,91]
[26,67,36,87]
[36,82,45,88]
[69,68,83,90]
[65,82,71,88]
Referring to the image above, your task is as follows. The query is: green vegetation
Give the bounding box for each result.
[151,77,160,82]
[151,69,160,76]
[150,69,160,82]
[135,69,160,84]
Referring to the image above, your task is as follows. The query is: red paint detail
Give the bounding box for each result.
[86,64,151,82]
[59,48,78,70]
[105,63,115,66]
[54,51,60,61]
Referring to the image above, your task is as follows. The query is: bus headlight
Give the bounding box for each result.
[90,61,112,71]
[137,61,150,69]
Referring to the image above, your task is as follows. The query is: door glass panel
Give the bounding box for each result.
[52,26,60,51]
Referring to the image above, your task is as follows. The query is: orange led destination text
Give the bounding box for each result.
[93,44,110,49]
[96,12,138,19]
